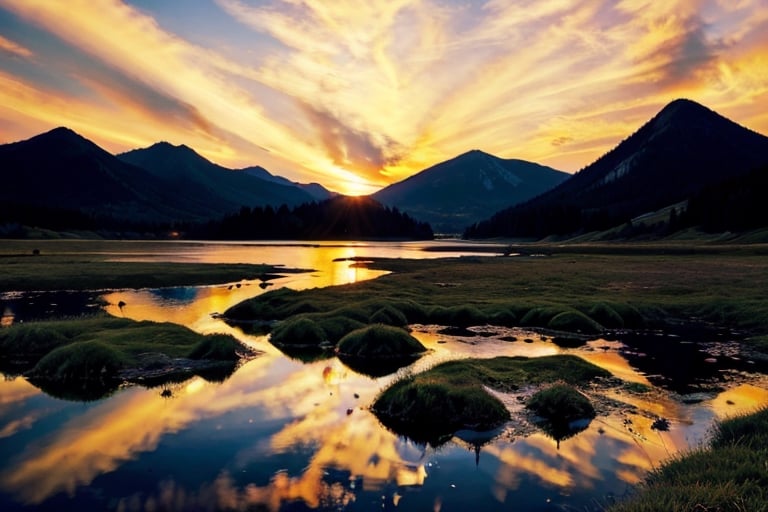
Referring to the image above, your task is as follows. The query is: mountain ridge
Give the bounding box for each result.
[372,149,569,233]
[465,98,768,238]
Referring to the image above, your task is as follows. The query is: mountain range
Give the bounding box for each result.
[0,128,331,230]
[465,99,768,239]
[372,150,568,233]
[118,141,331,219]
[2,98,768,240]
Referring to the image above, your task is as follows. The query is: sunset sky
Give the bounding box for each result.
[1,1,767,195]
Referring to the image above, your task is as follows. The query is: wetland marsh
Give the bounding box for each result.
[1,240,768,511]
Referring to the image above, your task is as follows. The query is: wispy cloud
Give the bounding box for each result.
[0,34,32,58]
[0,0,767,193]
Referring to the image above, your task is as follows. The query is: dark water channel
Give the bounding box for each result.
[1,241,767,512]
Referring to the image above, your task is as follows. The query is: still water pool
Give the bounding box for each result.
[1,241,767,511]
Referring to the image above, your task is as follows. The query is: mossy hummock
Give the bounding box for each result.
[372,355,609,444]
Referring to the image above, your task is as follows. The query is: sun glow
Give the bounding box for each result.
[0,0,767,190]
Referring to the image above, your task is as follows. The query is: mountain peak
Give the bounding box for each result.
[654,98,715,125]
[36,126,88,144]
[459,148,492,158]
[148,141,196,153]
[372,150,568,233]
[661,98,706,111]
[21,126,105,156]
[466,99,768,239]
[45,126,79,137]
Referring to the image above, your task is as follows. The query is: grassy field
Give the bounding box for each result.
[226,246,768,348]
[0,239,305,291]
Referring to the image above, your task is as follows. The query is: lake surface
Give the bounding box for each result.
[1,241,767,511]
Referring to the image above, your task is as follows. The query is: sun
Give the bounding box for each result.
[327,165,382,196]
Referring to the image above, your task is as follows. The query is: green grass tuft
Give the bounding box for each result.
[32,341,127,383]
[526,383,595,422]
[0,324,71,362]
[337,324,425,358]
[429,304,487,327]
[547,310,604,334]
[269,316,326,346]
[520,306,566,327]
[188,334,242,361]
[369,305,409,327]
[587,303,625,329]
[313,316,366,343]
[372,378,510,442]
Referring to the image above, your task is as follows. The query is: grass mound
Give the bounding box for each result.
[548,310,603,334]
[269,317,326,346]
[372,377,510,443]
[0,315,252,399]
[520,306,566,327]
[32,341,126,383]
[373,355,609,444]
[370,305,408,327]
[188,334,243,361]
[0,324,71,363]
[608,408,768,512]
[314,316,366,342]
[587,303,625,329]
[428,305,487,327]
[526,384,595,422]
[337,325,425,358]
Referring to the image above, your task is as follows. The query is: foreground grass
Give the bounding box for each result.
[226,247,768,342]
[371,355,610,443]
[608,407,768,512]
[0,315,251,398]
[0,240,305,291]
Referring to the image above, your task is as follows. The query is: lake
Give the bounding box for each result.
[1,241,767,511]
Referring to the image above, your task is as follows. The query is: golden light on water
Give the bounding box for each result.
[3,244,768,509]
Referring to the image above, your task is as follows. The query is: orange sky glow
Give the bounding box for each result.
[1,0,767,195]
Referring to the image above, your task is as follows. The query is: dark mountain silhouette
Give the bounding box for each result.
[680,163,768,233]
[241,166,333,200]
[195,196,433,240]
[118,143,316,218]
[372,150,568,233]
[0,127,186,224]
[0,128,332,235]
[466,99,768,239]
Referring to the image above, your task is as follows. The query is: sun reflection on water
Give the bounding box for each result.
[2,243,768,510]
